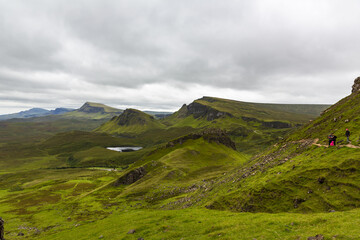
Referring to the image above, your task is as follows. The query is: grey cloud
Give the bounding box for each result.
[0,0,360,113]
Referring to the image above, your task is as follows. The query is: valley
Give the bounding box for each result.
[2,82,360,239]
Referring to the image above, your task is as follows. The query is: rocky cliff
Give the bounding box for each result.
[352,76,360,94]
[166,128,236,150]
[177,102,232,121]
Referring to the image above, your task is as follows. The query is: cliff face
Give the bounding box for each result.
[166,128,236,150]
[178,102,232,121]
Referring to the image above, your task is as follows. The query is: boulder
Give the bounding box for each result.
[352,77,360,94]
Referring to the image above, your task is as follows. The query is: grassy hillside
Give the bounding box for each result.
[96,109,166,136]
[189,82,360,213]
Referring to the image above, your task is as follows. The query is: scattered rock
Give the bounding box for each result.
[138,238,144,240]
[345,119,350,123]
[329,209,336,212]
[307,234,324,240]
[99,235,104,239]
[333,117,337,122]
[317,177,326,184]
[67,217,72,221]
[127,229,136,234]
[293,198,305,208]
[17,232,25,236]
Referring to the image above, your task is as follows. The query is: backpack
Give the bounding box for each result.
[330,141,335,146]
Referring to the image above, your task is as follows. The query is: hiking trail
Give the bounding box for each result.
[312,138,360,149]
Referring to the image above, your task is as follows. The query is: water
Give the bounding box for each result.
[106,146,143,152]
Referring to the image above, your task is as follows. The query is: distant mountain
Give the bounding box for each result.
[63,102,123,119]
[0,107,74,121]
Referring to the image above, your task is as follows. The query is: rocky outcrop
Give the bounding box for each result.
[166,128,236,150]
[352,76,360,94]
[178,102,232,121]
[242,116,291,129]
[0,217,4,240]
[262,121,291,129]
[114,167,146,186]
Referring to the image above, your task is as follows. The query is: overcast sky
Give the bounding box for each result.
[0,0,359,114]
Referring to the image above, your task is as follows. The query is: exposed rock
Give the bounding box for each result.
[293,198,305,208]
[0,217,4,240]
[307,234,324,240]
[99,235,104,239]
[345,119,349,123]
[318,177,326,184]
[179,101,232,121]
[114,167,146,186]
[166,128,236,150]
[262,121,291,129]
[127,229,136,234]
[352,76,360,94]
[242,116,291,129]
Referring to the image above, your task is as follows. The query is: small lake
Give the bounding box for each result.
[106,146,143,152]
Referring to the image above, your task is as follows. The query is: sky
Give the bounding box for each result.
[0,0,359,114]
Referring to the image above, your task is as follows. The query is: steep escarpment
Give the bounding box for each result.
[176,101,233,121]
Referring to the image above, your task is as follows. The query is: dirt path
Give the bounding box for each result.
[312,138,360,149]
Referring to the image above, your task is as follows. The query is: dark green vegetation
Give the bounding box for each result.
[2,92,353,240]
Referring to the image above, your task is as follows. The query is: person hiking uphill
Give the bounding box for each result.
[346,129,351,143]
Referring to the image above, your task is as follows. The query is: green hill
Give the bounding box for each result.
[95,108,166,136]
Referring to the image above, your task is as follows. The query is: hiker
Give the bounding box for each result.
[328,133,334,146]
[332,134,337,146]
[0,217,4,240]
[346,129,351,143]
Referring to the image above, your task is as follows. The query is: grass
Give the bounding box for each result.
[4,208,360,239]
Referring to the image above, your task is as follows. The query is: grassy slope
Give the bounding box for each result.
[288,92,360,145]
[112,138,248,206]
[195,92,360,213]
